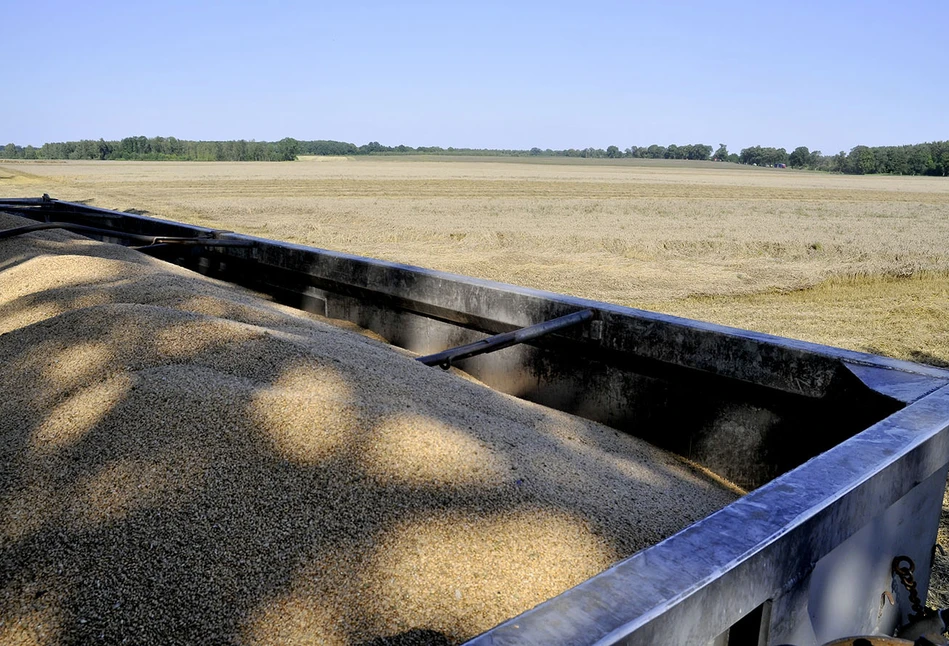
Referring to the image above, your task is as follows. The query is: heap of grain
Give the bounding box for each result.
[0,212,739,645]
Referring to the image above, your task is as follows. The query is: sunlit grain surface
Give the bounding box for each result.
[0,215,737,644]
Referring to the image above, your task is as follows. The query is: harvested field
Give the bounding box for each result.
[643,272,949,368]
[3,157,949,307]
[3,157,948,363]
[0,213,739,645]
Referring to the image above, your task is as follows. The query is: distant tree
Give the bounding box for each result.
[714,143,728,161]
[689,144,712,160]
[908,144,935,175]
[847,145,876,174]
[1,143,16,158]
[885,147,909,175]
[274,137,299,161]
[873,147,891,173]
[739,145,758,164]
[740,145,788,167]
[831,151,847,172]
[301,140,358,156]
[120,136,142,158]
[606,145,621,158]
[788,146,810,168]
[359,141,387,154]
[72,140,98,159]
[937,143,949,176]
[97,139,113,160]
[645,144,666,159]
[529,147,542,156]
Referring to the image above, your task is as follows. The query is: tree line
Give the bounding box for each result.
[0,138,717,162]
[1,136,947,176]
[0,137,303,162]
[737,143,949,176]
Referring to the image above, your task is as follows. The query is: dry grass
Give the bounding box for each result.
[643,272,949,367]
[3,158,949,308]
[4,157,948,363]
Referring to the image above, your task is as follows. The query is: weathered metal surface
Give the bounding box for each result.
[0,220,254,247]
[416,308,594,367]
[4,197,949,645]
[466,386,949,645]
[821,638,915,646]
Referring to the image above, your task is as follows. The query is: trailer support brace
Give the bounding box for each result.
[416,309,594,369]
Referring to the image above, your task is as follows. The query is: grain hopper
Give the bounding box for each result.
[2,196,949,645]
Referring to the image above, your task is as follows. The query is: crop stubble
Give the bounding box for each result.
[4,158,948,308]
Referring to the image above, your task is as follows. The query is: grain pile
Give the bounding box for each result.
[0,212,739,645]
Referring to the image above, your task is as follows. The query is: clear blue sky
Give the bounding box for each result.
[3,0,946,154]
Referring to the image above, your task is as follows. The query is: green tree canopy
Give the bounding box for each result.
[788,146,810,168]
[0,137,944,174]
